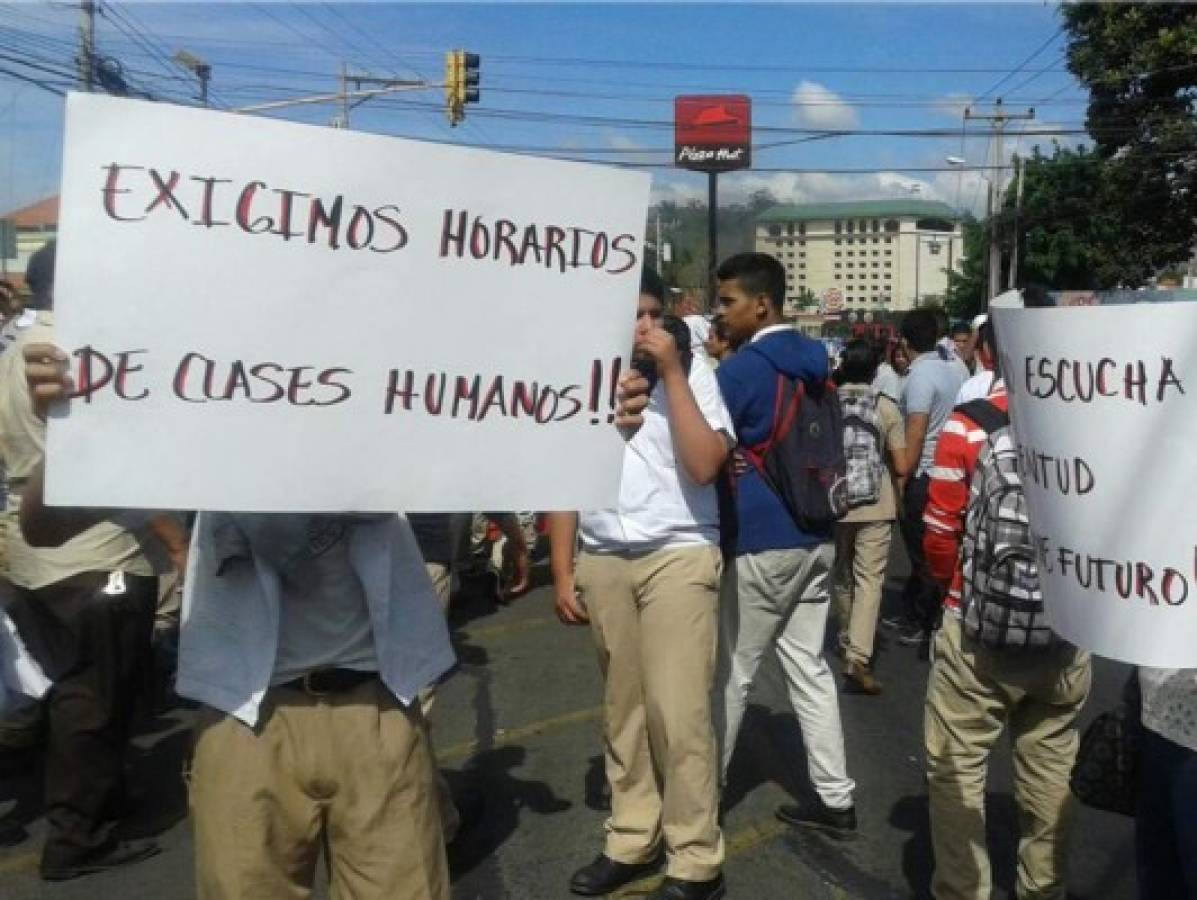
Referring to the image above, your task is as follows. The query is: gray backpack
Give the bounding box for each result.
[838,389,885,510]
[957,400,1055,651]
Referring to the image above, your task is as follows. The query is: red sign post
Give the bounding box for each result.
[674,95,752,310]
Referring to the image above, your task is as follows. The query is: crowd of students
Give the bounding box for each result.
[0,241,1193,900]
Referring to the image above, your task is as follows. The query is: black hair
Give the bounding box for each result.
[640,266,666,303]
[900,307,938,352]
[715,252,785,313]
[839,339,879,385]
[1020,282,1054,308]
[711,314,729,340]
[976,320,996,356]
[25,239,55,311]
[949,321,972,338]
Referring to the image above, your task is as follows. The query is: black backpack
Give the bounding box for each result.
[741,347,847,533]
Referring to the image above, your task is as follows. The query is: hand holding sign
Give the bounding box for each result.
[49,94,651,513]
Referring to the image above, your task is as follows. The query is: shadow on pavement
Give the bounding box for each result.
[448,744,571,881]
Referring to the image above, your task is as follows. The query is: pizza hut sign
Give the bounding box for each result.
[674,95,752,173]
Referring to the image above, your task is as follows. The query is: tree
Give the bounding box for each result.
[796,287,818,310]
[1061,3,1197,285]
[944,217,987,319]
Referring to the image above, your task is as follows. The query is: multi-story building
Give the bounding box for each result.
[1,195,59,291]
[755,199,965,317]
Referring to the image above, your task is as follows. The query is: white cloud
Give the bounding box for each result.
[791,81,859,131]
[651,169,947,210]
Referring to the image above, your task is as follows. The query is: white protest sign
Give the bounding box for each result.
[48,93,651,512]
[993,302,1197,667]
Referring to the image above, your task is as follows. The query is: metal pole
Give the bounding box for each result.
[914,234,920,307]
[655,210,662,273]
[988,126,1003,301]
[339,62,349,128]
[198,66,210,107]
[1008,155,1024,290]
[707,172,717,313]
[79,1,95,91]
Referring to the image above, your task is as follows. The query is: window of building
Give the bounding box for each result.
[834,251,841,258]
[872,238,879,244]
[834,221,842,234]
[799,240,806,247]
[835,239,842,246]
[884,219,899,233]
[872,219,880,233]
[928,243,942,256]
[834,263,841,269]
[786,223,794,235]
[767,225,781,237]
[799,252,806,258]
[873,250,879,256]
[798,223,806,235]
[884,237,892,244]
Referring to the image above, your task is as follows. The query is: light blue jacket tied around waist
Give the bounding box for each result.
[176,512,456,727]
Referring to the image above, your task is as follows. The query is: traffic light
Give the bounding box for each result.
[444,49,480,126]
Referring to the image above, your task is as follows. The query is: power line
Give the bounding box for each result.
[0,64,67,95]
[976,25,1065,101]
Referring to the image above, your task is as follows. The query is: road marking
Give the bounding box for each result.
[608,820,789,897]
[437,704,602,764]
[0,852,37,875]
[458,615,555,641]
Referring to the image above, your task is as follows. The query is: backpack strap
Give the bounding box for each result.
[955,398,1009,436]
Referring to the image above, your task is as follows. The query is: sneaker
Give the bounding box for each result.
[776,798,857,836]
[843,661,882,696]
[648,874,726,899]
[40,839,161,881]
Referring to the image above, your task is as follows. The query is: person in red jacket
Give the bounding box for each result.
[920,320,1091,900]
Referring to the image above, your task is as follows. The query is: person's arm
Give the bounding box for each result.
[636,329,730,486]
[884,400,913,479]
[547,511,587,625]
[922,413,973,589]
[488,513,530,598]
[903,412,929,476]
[19,461,106,547]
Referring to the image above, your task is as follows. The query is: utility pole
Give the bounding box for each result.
[78,1,95,91]
[1007,155,1025,290]
[964,99,1034,301]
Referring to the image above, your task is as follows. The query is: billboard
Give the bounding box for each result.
[674,95,751,173]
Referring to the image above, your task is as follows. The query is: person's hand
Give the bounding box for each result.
[23,343,72,420]
[614,369,651,429]
[731,448,751,477]
[503,541,531,600]
[633,328,682,378]
[554,574,589,625]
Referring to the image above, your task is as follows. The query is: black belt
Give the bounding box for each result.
[277,668,377,697]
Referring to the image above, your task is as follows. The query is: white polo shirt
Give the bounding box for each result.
[580,357,734,553]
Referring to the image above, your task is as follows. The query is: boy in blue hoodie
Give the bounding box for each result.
[711,253,857,834]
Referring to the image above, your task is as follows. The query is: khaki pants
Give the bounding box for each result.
[576,545,724,882]
[420,562,460,843]
[190,681,448,900]
[924,616,1092,900]
[831,520,892,666]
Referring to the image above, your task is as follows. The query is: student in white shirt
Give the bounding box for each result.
[549,268,734,900]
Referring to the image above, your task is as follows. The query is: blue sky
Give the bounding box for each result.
[1,1,1089,216]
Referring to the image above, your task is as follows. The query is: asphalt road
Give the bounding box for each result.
[0,554,1137,899]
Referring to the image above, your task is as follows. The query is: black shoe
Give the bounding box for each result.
[569,853,662,896]
[40,839,161,881]
[649,874,726,900]
[776,798,857,836]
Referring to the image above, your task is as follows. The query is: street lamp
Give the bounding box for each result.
[947,155,999,300]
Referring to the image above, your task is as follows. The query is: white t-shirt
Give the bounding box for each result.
[580,357,733,553]
[956,368,997,404]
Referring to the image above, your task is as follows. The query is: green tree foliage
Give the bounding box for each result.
[944,216,988,319]
[1061,3,1197,285]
